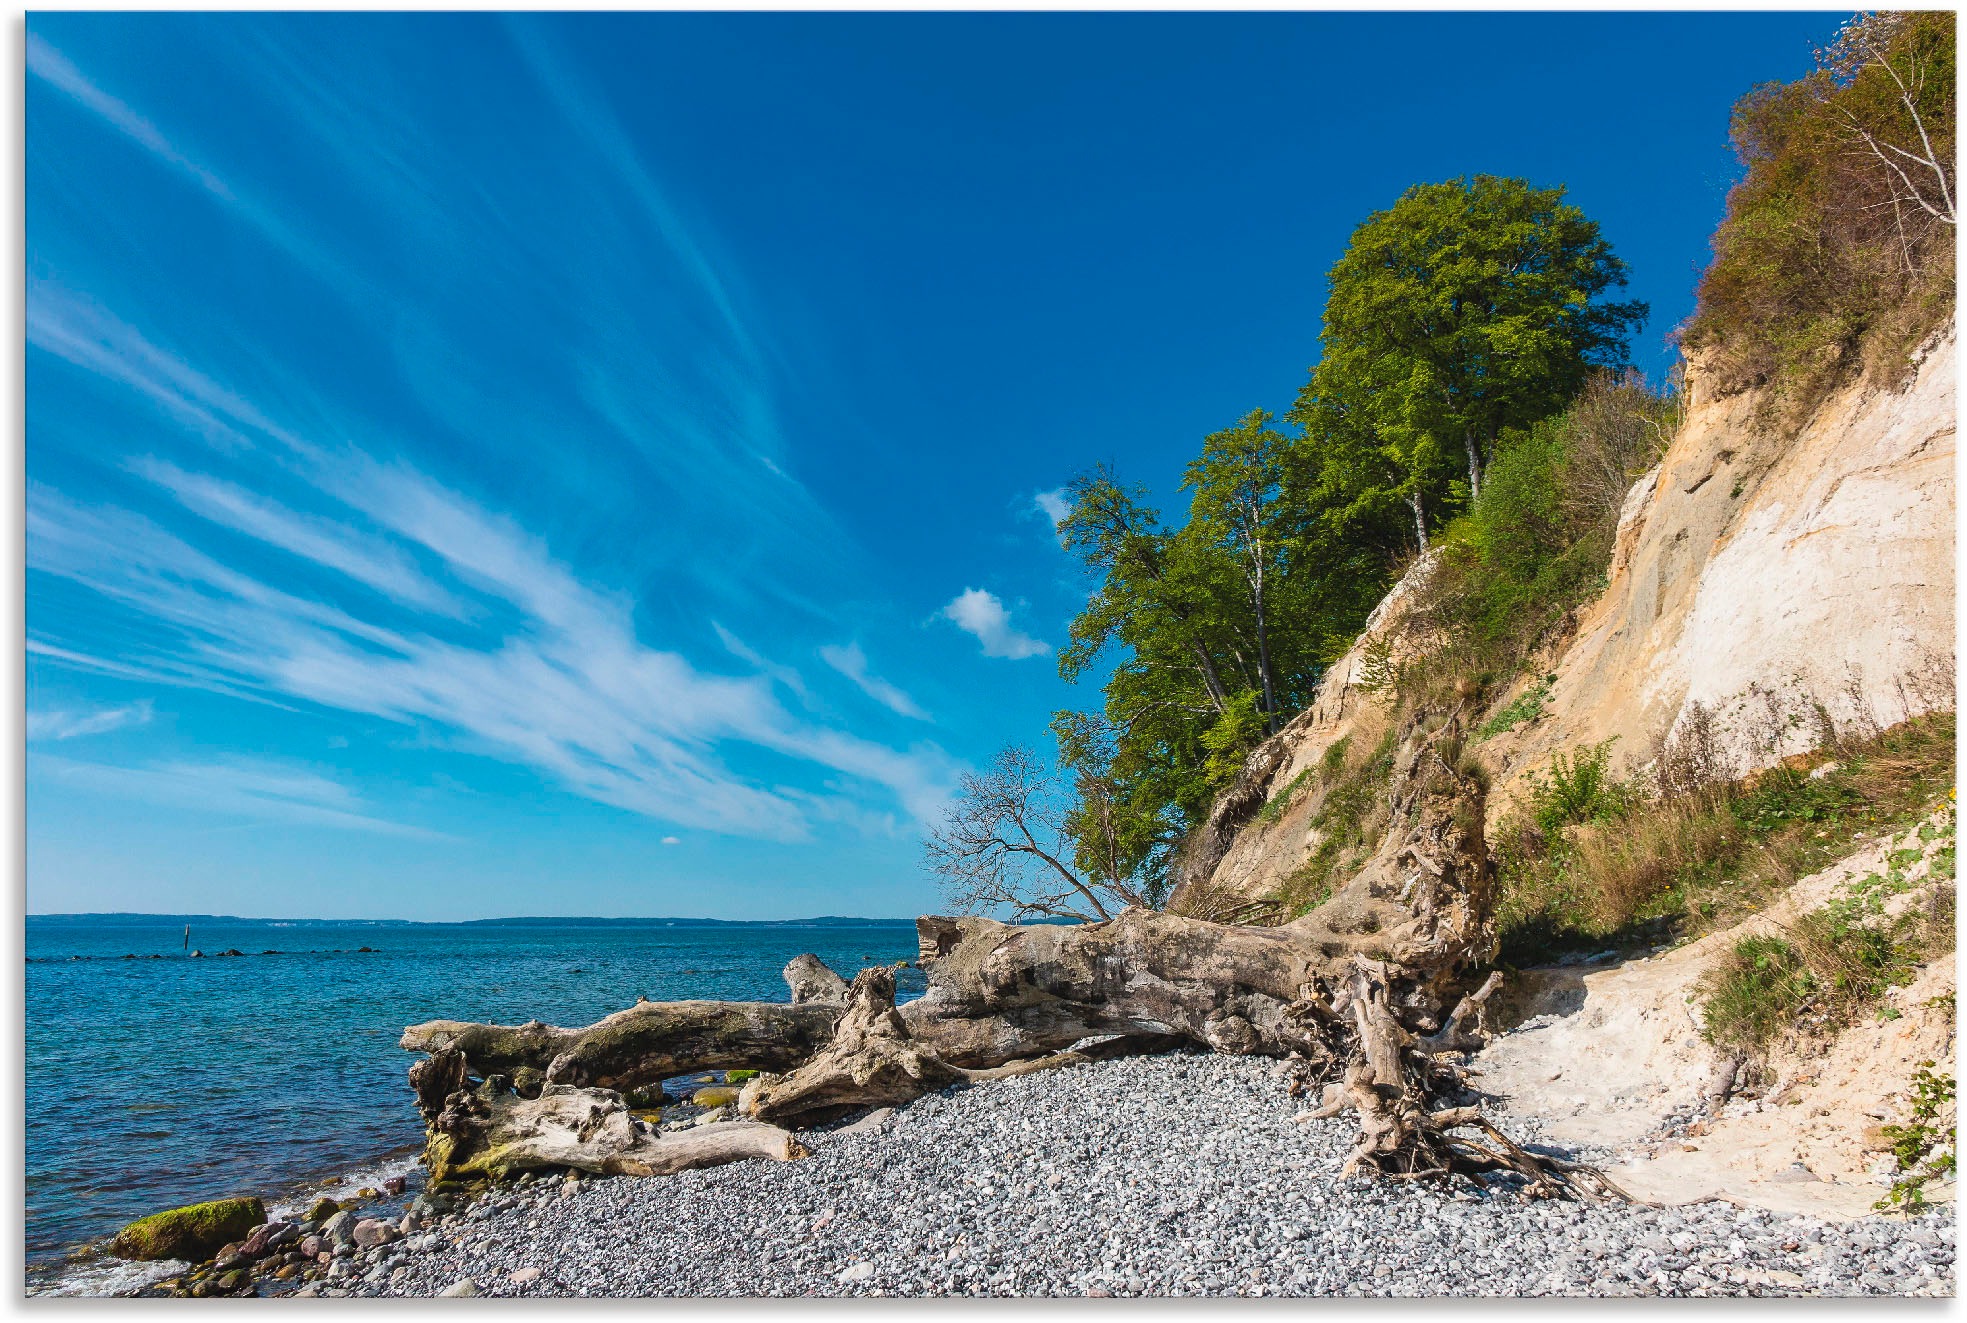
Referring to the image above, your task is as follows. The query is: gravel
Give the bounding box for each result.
[331,1052,1954,1299]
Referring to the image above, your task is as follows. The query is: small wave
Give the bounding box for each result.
[265,1151,424,1224]
[29,1253,189,1298]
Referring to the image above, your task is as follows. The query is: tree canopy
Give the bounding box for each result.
[1295,175,1647,549]
[924,174,1651,918]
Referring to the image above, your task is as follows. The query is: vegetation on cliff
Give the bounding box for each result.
[923,11,1954,938]
[1684,10,1955,406]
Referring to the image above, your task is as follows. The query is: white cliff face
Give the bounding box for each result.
[1482,320,1955,820]
[1184,322,1956,909]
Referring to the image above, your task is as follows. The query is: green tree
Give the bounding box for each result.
[1296,175,1647,548]
[1182,409,1303,733]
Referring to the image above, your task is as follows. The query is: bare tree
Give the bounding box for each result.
[1831,13,1955,258]
[922,745,1144,923]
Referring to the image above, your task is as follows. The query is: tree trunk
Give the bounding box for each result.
[400,707,1622,1199]
[1464,427,1483,503]
[1410,490,1429,552]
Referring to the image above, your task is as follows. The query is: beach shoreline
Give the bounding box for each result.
[283,1054,1953,1299]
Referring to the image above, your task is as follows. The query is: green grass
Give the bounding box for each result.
[1476,673,1556,740]
[1494,710,1955,966]
[1270,728,1395,917]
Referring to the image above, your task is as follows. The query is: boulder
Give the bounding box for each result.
[304,1197,339,1225]
[351,1219,397,1249]
[691,1086,740,1108]
[320,1210,357,1250]
[784,953,850,1004]
[110,1197,265,1262]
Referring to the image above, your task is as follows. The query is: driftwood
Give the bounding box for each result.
[421,1076,805,1181]
[400,708,1622,1199]
[402,997,840,1094]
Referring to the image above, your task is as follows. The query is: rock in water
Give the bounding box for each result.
[110,1197,265,1261]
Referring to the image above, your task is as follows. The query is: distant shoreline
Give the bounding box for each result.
[26,912,922,928]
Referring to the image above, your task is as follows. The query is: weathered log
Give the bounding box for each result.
[425,1080,806,1181]
[402,998,840,1094]
[742,966,1099,1127]
[784,953,850,1004]
[399,707,1623,1200]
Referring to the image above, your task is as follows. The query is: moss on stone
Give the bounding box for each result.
[110,1197,265,1262]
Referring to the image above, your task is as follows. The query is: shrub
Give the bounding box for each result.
[1683,12,1956,405]
[1494,708,1955,964]
[1877,1065,1957,1211]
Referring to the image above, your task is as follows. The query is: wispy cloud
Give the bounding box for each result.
[819,641,930,721]
[132,457,470,618]
[1033,488,1071,529]
[26,33,233,201]
[939,588,1050,660]
[29,408,957,840]
[26,700,154,742]
[33,752,444,839]
[26,29,960,845]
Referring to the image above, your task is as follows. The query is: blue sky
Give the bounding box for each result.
[27,11,1837,921]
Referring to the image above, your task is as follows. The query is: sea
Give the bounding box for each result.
[24,913,924,1295]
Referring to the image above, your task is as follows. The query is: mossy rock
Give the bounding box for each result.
[303,1197,339,1225]
[723,1069,760,1084]
[622,1084,670,1109]
[111,1197,265,1262]
[691,1085,740,1108]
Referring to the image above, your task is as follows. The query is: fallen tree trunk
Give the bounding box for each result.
[401,997,841,1095]
[398,707,1623,1199]
[423,1077,807,1181]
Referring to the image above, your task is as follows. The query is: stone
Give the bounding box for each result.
[691,1085,741,1108]
[837,1261,876,1284]
[321,1210,358,1250]
[305,1197,340,1224]
[274,1264,300,1281]
[298,1235,325,1258]
[383,1176,408,1197]
[439,1278,481,1297]
[352,1218,398,1249]
[510,1267,542,1284]
[239,1220,295,1257]
[110,1197,266,1262]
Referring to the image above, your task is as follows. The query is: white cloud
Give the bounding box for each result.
[132,457,470,618]
[661,835,681,846]
[32,752,443,839]
[1033,488,1071,529]
[939,588,1049,660]
[28,461,959,841]
[819,641,929,721]
[26,700,154,742]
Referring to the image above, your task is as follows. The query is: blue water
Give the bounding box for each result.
[25,915,921,1282]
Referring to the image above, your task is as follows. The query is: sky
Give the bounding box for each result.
[26,11,1841,921]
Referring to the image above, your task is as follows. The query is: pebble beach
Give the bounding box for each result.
[306,1053,1953,1299]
